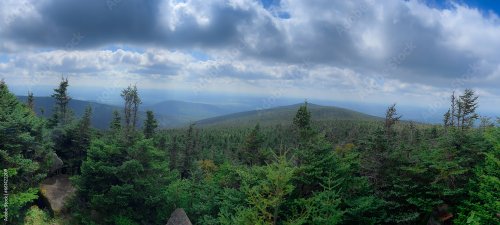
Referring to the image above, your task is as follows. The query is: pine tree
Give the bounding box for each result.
[456,126,500,224]
[50,77,72,126]
[384,103,401,138]
[27,91,34,112]
[143,110,158,139]
[242,124,264,165]
[74,138,177,224]
[72,105,92,174]
[121,84,141,134]
[231,154,296,225]
[110,110,122,132]
[181,124,197,178]
[0,82,53,222]
[444,109,451,128]
[293,102,313,141]
[459,89,479,129]
[169,135,179,171]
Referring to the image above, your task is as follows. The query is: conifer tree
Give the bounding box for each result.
[143,110,158,139]
[170,135,179,171]
[50,77,72,126]
[384,103,401,138]
[121,84,141,134]
[181,123,197,178]
[72,105,92,173]
[293,101,313,141]
[0,82,53,222]
[459,89,479,129]
[27,91,34,112]
[110,110,122,132]
[443,109,452,128]
[242,123,264,165]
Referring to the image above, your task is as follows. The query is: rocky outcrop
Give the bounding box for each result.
[49,152,63,174]
[166,208,192,225]
[39,175,75,215]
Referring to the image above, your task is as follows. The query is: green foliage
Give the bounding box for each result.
[3,81,497,225]
[227,154,296,225]
[456,127,500,224]
[143,110,158,139]
[121,84,141,134]
[73,137,178,224]
[0,82,53,223]
[50,77,72,126]
[23,206,57,225]
[241,124,265,165]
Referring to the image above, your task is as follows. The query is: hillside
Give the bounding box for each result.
[196,103,381,127]
[17,96,189,129]
[16,97,220,129]
[144,100,241,122]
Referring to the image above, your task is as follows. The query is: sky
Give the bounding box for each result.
[0,0,499,121]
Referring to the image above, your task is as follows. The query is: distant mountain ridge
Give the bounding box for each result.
[16,96,237,129]
[196,103,382,127]
[144,100,242,122]
[17,97,382,129]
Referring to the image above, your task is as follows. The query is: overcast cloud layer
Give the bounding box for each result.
[1,0,499,118]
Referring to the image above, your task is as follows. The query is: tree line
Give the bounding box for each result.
[0,78,498,225]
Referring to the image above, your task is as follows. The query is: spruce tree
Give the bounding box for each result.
[72,105,92,174]
[143,110,158,139]
[27,91,34,112]
[384,103,401,138]
[459,89,479,129]
[121,84,141,134]
[443,109,452,128]
[242,124,264,165]
[181,123,197,178]
[110,110,122,132]
[293,101,315,147]
[0,82,53,222]
[50,77,72,126]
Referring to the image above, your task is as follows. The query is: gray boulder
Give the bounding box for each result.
[49,152,63,174]
[166,208,192,225]
[40,175,75,215]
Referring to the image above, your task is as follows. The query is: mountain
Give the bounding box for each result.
[16,96,241,129]
[143,100,242,122]
[17,96,123,129]
[16,96,184,129]
[195,103,382,127]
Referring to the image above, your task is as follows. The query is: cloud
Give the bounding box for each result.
[0,0,500,114]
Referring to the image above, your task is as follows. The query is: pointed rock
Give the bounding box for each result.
[39,175,75,215]
[166,208,192,225]
[49,152,63,174]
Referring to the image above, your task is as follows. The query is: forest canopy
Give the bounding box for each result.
[0,79,499,225]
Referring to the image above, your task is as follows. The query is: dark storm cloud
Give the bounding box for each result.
[1,0,272,50]
[1,0,500,109]
[3,0,161,48]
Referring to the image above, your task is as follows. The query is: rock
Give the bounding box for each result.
[39,175,75,215]
[166,208,192,225]
[49,152,63,174]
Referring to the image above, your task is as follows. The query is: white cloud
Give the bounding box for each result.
[0,0,499,115]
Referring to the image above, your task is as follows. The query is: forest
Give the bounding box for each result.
[0,78,499,225]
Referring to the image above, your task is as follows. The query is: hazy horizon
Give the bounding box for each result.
[1,0,500,122]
